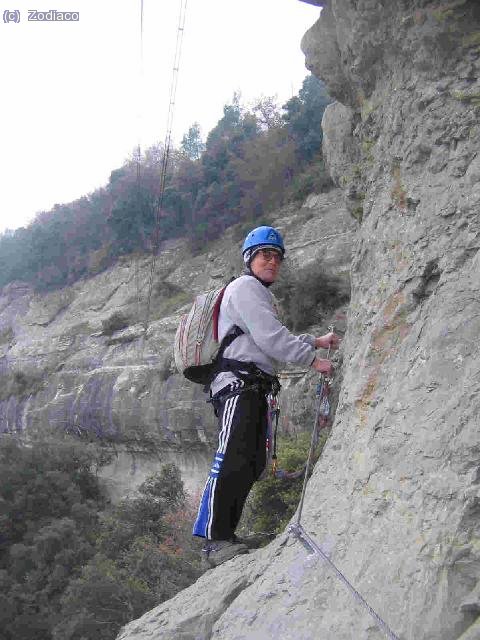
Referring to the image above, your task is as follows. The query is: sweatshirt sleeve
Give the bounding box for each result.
[226,277,316,367]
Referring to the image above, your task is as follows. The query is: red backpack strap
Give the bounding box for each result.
[212,286,227,342]
[212,277,237,342]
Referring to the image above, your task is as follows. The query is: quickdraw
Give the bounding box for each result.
[266,393,281,477]
[268,373,332,480]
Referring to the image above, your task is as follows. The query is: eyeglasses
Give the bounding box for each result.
[258,248,283,264]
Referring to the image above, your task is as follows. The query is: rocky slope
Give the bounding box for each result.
[0,190,354,500]
[116,1,480,639]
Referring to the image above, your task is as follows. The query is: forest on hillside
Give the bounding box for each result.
[0,430,325,640]
[0,435,202,640]
[0,76,332,291]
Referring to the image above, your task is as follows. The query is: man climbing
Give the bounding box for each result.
[193,225,340,567]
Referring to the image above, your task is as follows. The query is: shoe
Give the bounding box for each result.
[202,539,249,568]
[230,533,275,549]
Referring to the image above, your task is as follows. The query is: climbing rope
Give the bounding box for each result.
[287,326,402,640]
[141,0,188,344]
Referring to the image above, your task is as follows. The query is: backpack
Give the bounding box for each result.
[174,277,253,388]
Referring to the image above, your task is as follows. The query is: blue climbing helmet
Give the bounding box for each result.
[242,226,285,257]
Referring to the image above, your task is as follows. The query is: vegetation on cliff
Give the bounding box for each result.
[0,436,201,640]
[0,432,329,640]
[239,431,328,537]
[274,259,350,332]
[0,76,332,291]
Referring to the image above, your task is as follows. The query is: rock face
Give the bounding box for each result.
[116,1,480,639]
[0,190,354,500]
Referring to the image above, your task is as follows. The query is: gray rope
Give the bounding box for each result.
[288,523,401,640]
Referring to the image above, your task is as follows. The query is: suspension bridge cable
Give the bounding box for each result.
[135,0,145,341]
[142,0,188,341]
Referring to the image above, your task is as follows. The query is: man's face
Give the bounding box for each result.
[250,248,283,283]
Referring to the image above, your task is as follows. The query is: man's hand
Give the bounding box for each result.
[311,357,333,376]
[315,332,341,350]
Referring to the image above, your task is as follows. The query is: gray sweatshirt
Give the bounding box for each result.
[210,274,316,395]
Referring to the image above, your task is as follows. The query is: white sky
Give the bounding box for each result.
[0,0,321,234]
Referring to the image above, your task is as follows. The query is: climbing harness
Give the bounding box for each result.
[215,355,282,400]
[207,367,281,418]
[286,328,402,640]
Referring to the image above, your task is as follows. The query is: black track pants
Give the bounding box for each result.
[193,380,268,540]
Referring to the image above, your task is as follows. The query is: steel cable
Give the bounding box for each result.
[142,0,188,346]
[290,325,401,639]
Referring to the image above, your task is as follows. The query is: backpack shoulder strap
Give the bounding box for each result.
[218,324,243,353]
[212,276,238,341]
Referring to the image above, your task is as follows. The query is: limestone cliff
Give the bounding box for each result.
[116,1,480,639]
[0,191,353,500]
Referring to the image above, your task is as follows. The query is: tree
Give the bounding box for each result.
[0,77,333,292]
[180,122,205,160]
[283,74,333,163]
[0,439,201,640]
[232,125,297,216]
[251,95,282,130]
[0,436,108,640]
[54,465,201,640]
[108,185,157,254]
